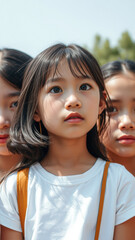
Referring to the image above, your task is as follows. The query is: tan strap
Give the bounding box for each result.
[17,168,29,237]
[94,161,110,240]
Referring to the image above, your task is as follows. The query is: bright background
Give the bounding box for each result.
[0,0,134,57]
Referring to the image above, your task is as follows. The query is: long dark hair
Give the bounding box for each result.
[101,60,135,80]
[8,43,109,171]
[0,48,32,89]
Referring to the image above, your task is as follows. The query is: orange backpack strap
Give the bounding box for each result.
[94,161,110,240]
[17,168,29,237]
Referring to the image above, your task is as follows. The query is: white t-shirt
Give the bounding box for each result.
[0,158,135,240]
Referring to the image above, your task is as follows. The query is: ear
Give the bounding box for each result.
[33,109,41,122]
[98,91,106,115]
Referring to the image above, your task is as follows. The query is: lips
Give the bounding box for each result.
[64,113,84,123]
[117,135,135,145]
[0,134,9,144]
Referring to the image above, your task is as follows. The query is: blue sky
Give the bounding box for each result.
[0,0,134,57]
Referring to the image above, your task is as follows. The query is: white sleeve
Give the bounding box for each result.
[115,166,135,225]
[0,172,22,232]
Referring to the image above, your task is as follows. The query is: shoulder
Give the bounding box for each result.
[98,159,135,224]
[98,159,135,193]
[105,161,135,211]
[99,158,134,181]
[0,165,34,198]
[0,171,23,232]
[108,161,135,185]
[0,171,18,195]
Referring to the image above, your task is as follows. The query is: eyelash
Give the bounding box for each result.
[49,83,91,94]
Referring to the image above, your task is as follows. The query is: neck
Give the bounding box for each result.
[42,135,96,176]
[0,154,21,179]
[107,153,135,176]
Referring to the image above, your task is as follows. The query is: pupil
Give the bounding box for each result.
[81,85,86,90]
[54,87,60,92]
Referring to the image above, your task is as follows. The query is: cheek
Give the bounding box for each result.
[86,94,100,111]
[3,110,14,126]
[101,118,116,144]
[39,98,62,123]
[100,127,110,146]
[108,117,118,132]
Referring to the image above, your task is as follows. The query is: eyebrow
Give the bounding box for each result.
[108,98,135,103]
[46,76,92,84]
[5,92,20,98]
[108,99,121,103]
[46,77,64,84]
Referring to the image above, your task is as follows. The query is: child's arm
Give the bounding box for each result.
[113,217,135,240]
[1,226,23,240]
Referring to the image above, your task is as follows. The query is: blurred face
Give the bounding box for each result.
[36,59,105,140]
[102,72,135,160]
[0,77,19,156]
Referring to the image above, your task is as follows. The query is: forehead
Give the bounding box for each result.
[105,73,135,99]
[0,77,19,97]
[48,58,91,79]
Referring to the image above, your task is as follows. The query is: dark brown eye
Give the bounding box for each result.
[50,86,62,93]
[108,106,117,113]
[80,83,91,91]
[10,101,18,108]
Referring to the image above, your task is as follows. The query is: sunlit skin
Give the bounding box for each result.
[0,77,21,178]
[101,72,135,176]
[34,59,105,176]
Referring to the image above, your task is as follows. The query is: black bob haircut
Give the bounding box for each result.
[8,43,109,171]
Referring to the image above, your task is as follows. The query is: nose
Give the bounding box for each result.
[0,110,10,129]
[118,113,135,130]
[65,93,82,110]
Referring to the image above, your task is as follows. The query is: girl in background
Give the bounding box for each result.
[0,45,135,240]
[101,60,135,176]
[0,48,32,180]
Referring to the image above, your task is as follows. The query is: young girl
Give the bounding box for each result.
[101,60,135,176]
[0,48,32,180]
[0,45,134,240]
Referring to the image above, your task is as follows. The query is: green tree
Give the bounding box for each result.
[85,31,135,65]
[118,31,135,60]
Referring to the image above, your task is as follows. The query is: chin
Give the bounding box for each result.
[0,147,13,156]
[114,150,135,158]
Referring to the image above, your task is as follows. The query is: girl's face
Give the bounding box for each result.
[0,77,19,156]
[35,59,105,140]
[101,72,135,160]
